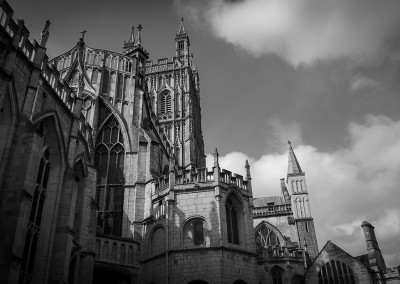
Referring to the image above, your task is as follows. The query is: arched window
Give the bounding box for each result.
[292,275,303,284]
[255,223,281,249]
[270,266,283,284]
[160,93,172,113]
[183,218,208,247]
[95,108,125,237]
[20,148,50,282]
[226,195,241,245]
[318,260,355,284]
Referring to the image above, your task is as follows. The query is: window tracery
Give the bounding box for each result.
[255,223,280,249]
[160,92,172,114]
[95,109,125,237]
[318,260,356,284]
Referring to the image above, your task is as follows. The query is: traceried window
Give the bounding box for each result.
[318,260,356,284]
[20,148,50,283]
[226,197,239,245]
[95,109,125,237]
[178,41,184,51]
[160,93,172,114]
[255,223,280,249]
[270,267,283,284]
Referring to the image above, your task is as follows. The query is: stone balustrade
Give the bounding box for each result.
[258,246,303,260]
[252,204,292,217]
[95,235,138,267]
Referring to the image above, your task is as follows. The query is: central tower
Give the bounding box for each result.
[144,18,205,169]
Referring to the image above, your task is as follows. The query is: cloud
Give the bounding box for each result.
[350,74,379,91]
[175,0,400,66]
[206,114,400,267]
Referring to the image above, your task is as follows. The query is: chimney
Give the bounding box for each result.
[361,221,386,273]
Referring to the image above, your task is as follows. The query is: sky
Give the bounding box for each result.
[10,0,400,267]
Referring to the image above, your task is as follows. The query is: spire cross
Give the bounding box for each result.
[81,29,87,39]
[137,24,142,31]
[288,140,292,146]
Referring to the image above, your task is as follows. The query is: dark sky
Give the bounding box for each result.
[10,0,400,267]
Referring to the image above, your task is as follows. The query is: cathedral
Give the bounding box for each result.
[0,1,399,283]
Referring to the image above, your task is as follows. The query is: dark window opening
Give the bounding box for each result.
[226,198,239,245]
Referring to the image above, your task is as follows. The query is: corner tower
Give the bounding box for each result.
[287,141,319,259]
[144,18,205,169]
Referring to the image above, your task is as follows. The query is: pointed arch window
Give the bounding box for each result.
[160,92,172,114]
[318,260,355,284]
[255,223,281,249]
[95,111,125,237]
[20,148,50,283]
[226,197,239,245]
[270,267,283,284]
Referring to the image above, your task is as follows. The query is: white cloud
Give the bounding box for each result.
[176,0,400,66]
[206,114,400,267]
[350,74,379,91]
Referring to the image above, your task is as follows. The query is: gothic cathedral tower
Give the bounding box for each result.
[287,141,319,259]
[144,18,206,169]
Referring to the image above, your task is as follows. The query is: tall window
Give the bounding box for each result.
[318,260,355,284]
[226,197,239,245]
[95,111,125,237]
[160,93,172,114]
[20,148,50,283]
[270,267,283,284]
[183,218,207,247]
[255,223,280,249]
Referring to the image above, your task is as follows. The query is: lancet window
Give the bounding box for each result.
[226,197,239,245]
[95,108,125,237]
[20,148,50,283]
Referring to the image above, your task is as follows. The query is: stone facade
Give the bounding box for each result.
[0,1,399,284]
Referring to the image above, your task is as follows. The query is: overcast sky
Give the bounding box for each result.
[11,0,400,267]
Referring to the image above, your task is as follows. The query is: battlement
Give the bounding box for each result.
[257,246,304,262]
[0,2,37,63]
[252,204,293,218]
[41,59,75,112]
[145,58,176,74]
[153,166,251,194]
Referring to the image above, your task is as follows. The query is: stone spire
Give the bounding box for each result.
[287,140,303,176]
[177,17,186,35]
[39,20,50,47]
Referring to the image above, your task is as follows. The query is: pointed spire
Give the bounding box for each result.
[178,17,186,35]
[287,140,303,175]
[135,24,142,46]
[39,20,50,47]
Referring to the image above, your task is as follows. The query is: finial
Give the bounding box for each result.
[80,29,87,39]
[245,159,251,180]
[178,17,186,34]
[288,140,292,146]
[39,20,51,46]
[213,148,219,168]
[134,24,142,46]
[129,25,135,43]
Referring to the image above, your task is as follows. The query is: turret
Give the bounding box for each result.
[175,17,190,65]
[361,221,386,273]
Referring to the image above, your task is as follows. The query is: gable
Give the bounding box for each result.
[304,241,372,283]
